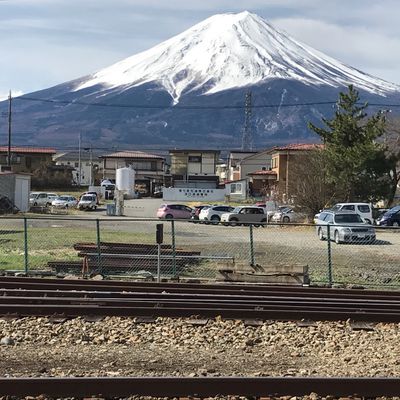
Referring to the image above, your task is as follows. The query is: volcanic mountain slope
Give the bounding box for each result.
[3,11,400,148]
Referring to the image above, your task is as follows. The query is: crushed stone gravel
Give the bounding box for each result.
[0,316,400,379]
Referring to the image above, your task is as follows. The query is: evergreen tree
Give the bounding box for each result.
[309,85,393,203]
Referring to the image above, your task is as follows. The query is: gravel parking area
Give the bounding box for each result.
[1,316,400,378]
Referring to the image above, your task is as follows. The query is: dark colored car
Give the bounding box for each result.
[376,205,400,227]
[191,205,211,221]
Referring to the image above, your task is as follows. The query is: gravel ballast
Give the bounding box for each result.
[1,316,400,378]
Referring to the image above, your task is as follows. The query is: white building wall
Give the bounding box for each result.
[163,187,226,201]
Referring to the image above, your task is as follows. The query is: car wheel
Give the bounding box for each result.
[94,206,97,210]
[210,215,220,224]
[334,230,341,244]
[65,204,69,208]
[260,218,267,228]
[230,218,239,227]
[393,221,399,227]
[165,214,173,219]
[318,228,325,241]
[364,218,372,225]
[33,202,38,206]
[282,216,290,223]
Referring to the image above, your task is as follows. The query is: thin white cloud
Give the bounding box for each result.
[271,17,400,84]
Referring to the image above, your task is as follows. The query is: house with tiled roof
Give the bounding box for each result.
[0,146,56,174]
[99,150,165,195]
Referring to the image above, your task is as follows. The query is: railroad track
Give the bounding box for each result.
[1,377,400,397]
[1,276,400,322]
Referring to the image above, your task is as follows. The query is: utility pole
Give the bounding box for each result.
[241,91,253,151]
[7,90,12,167]
[89,143,93,186]
[78,132,82,186]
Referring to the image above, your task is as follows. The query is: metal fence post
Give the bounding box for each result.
[327,224,333,286]
[23,217,29,274]
[171,220,177,277]
[96,219,101,273]
[249,224,255,266]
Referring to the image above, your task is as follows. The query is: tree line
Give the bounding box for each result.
[293,85,400,216]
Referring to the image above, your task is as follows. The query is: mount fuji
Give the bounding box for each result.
[3,11,400,148]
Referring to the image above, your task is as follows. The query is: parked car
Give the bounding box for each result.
[330,203,373,224]
[376,205,400,227]
[220,206,267,226]
[51,195,78,208]
[255,200,279,221]
[199,205,235,223]
[29,192,54,207]
[316,210,376,244]
[191,205,211,221]
[47,193,58,202]
[77,194,97,211]
[156,204,193,219]
[80,191,100,205]
[271,207,305,223]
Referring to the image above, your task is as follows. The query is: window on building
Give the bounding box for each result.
[188,155,202,163]
[230,183,242,193]
[74,162,79,167]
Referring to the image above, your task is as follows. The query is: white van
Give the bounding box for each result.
[330,203,373,224]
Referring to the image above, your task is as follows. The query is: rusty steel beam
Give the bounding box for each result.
[0,377,400,397]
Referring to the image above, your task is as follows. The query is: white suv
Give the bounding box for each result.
[330,203,373,224]
[199,205,234,223]
[29,192,56,207]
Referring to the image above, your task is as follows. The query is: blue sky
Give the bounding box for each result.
[1,0,400,100]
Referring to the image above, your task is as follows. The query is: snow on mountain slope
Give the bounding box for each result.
[75,11,399,103]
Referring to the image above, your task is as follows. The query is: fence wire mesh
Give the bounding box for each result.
[0,216,400,289]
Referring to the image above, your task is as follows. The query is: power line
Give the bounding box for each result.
[13,95,400,110]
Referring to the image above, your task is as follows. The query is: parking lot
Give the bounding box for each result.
[1,209,400,288]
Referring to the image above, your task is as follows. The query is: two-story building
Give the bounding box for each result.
[0,146,56,173]
[226,150,257,181]
[164,150,226,201]
[53,150,103,186]
[268,143,323,201]
[100,151,164,195]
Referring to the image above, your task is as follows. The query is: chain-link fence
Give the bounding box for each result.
[0,216,399,289]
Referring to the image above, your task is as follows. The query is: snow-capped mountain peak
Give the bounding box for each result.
[75,11,399,102]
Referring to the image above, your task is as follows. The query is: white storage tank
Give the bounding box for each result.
[116,167,135,195]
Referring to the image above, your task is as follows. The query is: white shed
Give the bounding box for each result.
[0,172,31,212]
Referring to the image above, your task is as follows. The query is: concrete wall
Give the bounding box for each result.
[163,187,226,201]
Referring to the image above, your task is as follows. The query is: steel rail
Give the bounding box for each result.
[3,293,400,312]
[1,303,400,321]
[1,377,400,397]
[4,286,400,304]
[2,276,400,299]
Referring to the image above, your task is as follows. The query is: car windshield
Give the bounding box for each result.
[29,194,38,199]
[387,205,400,215]
[58,196,69,201]
[232,207,242,213]
[81,195,94,201]
[334,214,363,223]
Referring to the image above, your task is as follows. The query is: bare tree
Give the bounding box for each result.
[290,150,335,218]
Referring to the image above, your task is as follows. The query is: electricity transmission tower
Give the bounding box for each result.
[241,91,253,151]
